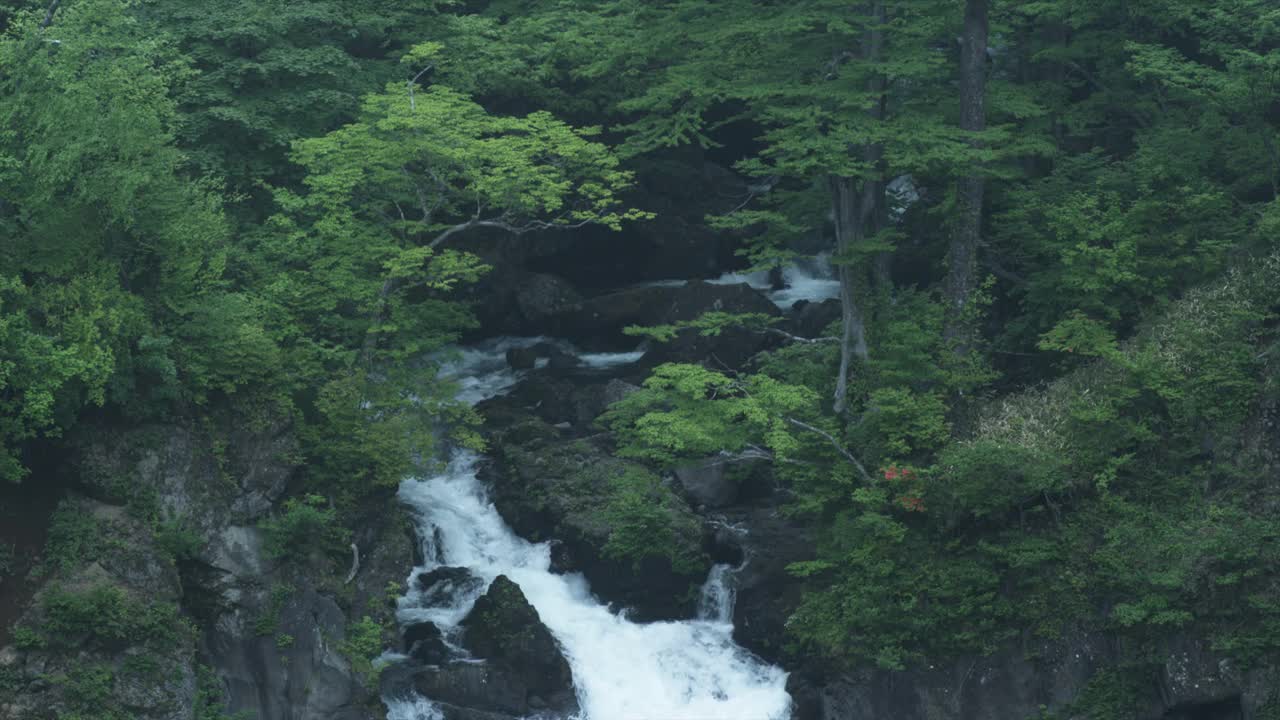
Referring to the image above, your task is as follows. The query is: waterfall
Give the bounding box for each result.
[697,564,738,625]
[383,338,792,720]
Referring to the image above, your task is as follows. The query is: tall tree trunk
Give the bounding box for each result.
[944,0,988,353]
[831,175,871,415]
[832,0,887,414]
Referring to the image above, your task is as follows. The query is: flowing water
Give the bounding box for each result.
[707,254,841,309]
[383,338,792,720]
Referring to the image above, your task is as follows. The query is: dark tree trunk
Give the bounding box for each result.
[944,0,988,353]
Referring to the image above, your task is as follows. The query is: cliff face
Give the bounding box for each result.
[0,409,412,720]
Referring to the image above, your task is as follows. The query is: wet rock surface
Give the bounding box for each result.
[476,401,710,621]
[383,576,579,720]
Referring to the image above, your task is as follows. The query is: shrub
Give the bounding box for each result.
[341,616,385,690]
[260,495,348,560]
[601,466,707,575]
[36,502,99,576]
[40,584,184,650]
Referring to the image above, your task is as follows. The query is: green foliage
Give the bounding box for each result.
[601,467,707,575]
[57,663,129,720]
[39,584,186,651]
[260,496,348,560]
[195,665,251,720]
[36,502,99,576]
[602,363,825,467]
[154,519,204,563]
[340,616,385,691]
[253,583,294,637]
[624,312,783,343]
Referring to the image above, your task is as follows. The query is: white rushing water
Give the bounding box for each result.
[708,254,841,309]
[635,254,840,309]
[385,338,792,720]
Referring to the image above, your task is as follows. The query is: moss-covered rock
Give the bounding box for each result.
[478,398,709,620]
[462,575,575,711]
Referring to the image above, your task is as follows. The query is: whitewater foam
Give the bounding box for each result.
[387,340,792,719]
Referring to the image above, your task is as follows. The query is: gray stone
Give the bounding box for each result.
[674,457,738,508]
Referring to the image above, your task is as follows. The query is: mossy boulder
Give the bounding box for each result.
[461,575,575,709]
[479,415,710,620]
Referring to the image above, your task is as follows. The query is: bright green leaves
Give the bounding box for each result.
[0,276,128,482]
[601,466,708,576]
[269,77,643,374]
[623,312,783,343]
[282,80,642,265]
[601,363,824,467]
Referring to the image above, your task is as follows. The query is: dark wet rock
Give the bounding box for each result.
[402,662,530,715]
[404,621,451,665]
[551,280,780,357]
[787,298,841,341]
[381,577,579,719]
[477,417,709,620]
[417,566,486,608]
[500,375,636,432]
[725,506,813,663]
[602,378,641,406]
[461,575,576,710]
[546,346,581,371]
[505,346,538,370]
[515,273,583,327]
[674,457,738,508]
[548,540,575,575]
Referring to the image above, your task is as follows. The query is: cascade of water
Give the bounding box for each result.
[697,564,738,625]
[383,337,792,719]
[707,254,841,309]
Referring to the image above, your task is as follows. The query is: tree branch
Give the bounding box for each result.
[40,0,61,28]
[785,417,873,482]
[344,543,360,585]
[762,328,838,345]
[428,216,597,248]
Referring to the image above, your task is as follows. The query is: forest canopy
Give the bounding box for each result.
[1,0,1278,689]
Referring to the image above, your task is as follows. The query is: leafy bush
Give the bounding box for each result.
[36,502,99,576]
[340,616,385,690]
[259,495,348,560]
[155,518,204,562]
[933,440,1069,520]
[252,583,294,636]
[39,584,185,651]
[601,466,707,576]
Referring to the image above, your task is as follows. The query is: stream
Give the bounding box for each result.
[381,338,794,720]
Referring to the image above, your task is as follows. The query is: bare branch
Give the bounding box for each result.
[785,417,873,482]
[762,328,838,345]
[428,216,598,248]
[344,543,360,585]
[41,0,61,28]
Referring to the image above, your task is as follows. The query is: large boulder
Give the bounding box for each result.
[515,273,583,327]
[461,575,576,710]
[477,409,710,620]
[495,375,641,433]
[403,622,450,665]
[674,457,738,509]
[382,577,579,720]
